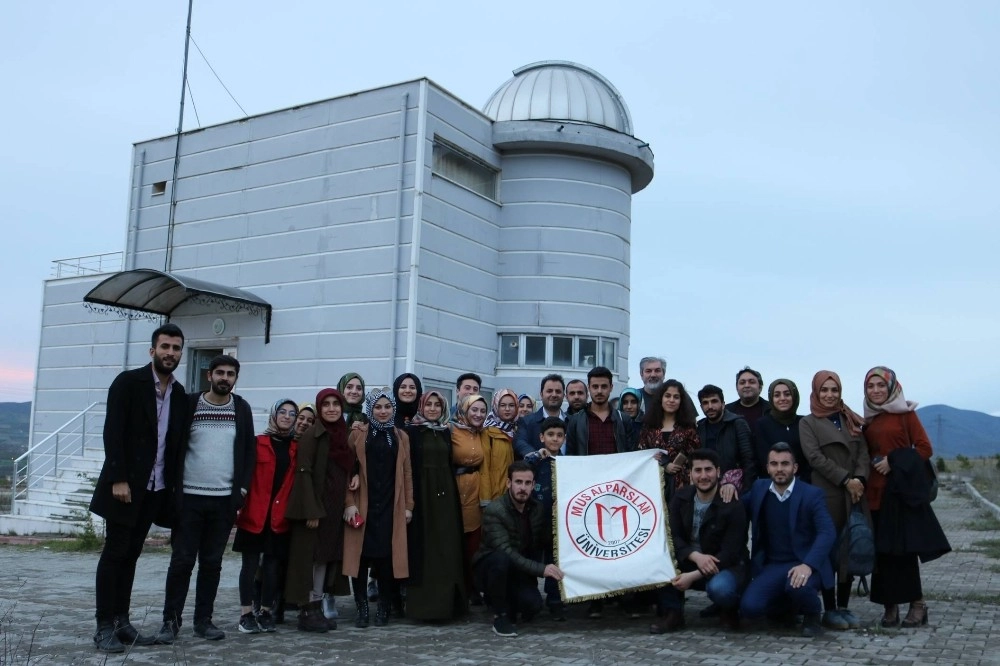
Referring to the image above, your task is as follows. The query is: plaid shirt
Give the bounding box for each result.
[586,408,616,456]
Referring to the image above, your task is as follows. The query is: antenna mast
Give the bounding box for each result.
[164,0,194,272]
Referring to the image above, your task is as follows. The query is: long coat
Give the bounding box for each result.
[799,414,870,579]
[89,363,187,527]
[342,425,414,578]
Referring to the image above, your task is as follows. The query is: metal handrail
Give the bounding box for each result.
[50,252,123,278]
[11,402,104,511]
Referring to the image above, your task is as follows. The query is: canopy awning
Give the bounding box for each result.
[83,269,272,343]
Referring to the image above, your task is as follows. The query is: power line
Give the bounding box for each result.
[186,78,202,127]
[189,33,248,117]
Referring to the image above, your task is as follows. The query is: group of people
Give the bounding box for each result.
[88,328,949,652]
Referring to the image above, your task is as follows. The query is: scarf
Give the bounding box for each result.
[409,390,450,431]
[315,388,353,473]
[337,372,367,425]
[518,393,536,413]
[767,378,800,426]
[293,403,316,441]
[863,366,918,420]
[264,398,298,437]
[364,387,397,448]
[808,370,864,436]
[483,388,518,438]
[452,394,488,433]
[392,372,423,427]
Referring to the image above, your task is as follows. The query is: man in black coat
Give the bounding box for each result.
[651,449,748,634]
[90,323,187,652]
[695,385,756,499]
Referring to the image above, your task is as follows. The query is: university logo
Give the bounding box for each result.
[564,479,657,560]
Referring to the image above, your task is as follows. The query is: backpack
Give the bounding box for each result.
[837,504,875,577]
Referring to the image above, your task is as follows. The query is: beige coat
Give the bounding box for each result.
[342,425,414,578]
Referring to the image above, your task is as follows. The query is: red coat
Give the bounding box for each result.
[236,434,297,534]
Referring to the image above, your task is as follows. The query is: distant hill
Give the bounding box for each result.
[0,401,31,462]
[916,404,1000,458]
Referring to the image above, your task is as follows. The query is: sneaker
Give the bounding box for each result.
[322,593,339,620]
[802,613,824,638]
[838,608,860,629]
[492,614,517,637]
[822,609,849,630]
[367,579,379,602]
[194,619,226,640]
[153,619,179,645]
[238,612,261,634]
[587,601,603,619]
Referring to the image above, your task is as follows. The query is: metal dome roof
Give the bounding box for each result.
[483,61,634,136]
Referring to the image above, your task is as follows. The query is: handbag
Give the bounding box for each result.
[901,413,938,502]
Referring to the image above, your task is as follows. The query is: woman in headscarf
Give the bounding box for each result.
[800,370,870,631]
[482,388,518,501]
[449,393,490,605]
[753,379,811,482]
[337,372,367,427]
[619,387,644,422]
[517,394,536,419]
[343,388,414,628]
[233,399,298,634]
[392,373,423,428]
[285,388,359,633]
[403,391,466,620]
[636,380,700,499]
[293,404,316,439]
[862,366,949,629]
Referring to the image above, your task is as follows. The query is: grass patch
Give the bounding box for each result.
[971,538,1000,560]
[37,536,103,553]
[928,591,1000,605]
[988,564,1000,574]
[964,514,1000,531]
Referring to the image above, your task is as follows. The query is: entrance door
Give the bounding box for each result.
[188,348,224,394]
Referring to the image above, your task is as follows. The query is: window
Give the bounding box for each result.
[497,334,617,372]
[152,181,167,196]
[432,138,498,200]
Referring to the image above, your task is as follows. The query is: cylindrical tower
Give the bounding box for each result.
[484,61,654,385]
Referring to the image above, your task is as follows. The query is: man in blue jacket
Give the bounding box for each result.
[740,442,835,637]
[513,374,565,458]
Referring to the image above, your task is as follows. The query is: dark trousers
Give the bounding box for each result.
[95,489,165,623]
[162,494,235,625]
[473,551,543,619]
[240,551,281,608]
[740,562,823,618]
[541,546,560,606]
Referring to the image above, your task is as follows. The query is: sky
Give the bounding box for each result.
[1,1,998,414]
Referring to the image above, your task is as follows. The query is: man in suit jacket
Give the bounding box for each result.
[90,323,187,652]
[513,374,565,458]
[740,442,836,637]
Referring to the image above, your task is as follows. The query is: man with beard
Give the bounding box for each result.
[638,356,666,413]
[90,324,188,652]
[513,374,565,458]
[473,462,564,637]
[696,385,755,501]
[155,355,255,643]
[565,379,588,417]
[726,367,771,435]
[650,449,747,634]
[740,443,835,638]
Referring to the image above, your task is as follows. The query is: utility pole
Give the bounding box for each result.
[164,0,194,273]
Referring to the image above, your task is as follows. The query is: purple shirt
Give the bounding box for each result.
[148,367,175,491]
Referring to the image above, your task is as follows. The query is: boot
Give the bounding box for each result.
[297,601,328,633]
[649,609,684,634]
[93,621,125,653]
[355,599,370,628]
[374,599,390,627]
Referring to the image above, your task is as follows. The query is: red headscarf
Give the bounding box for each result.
[315,388,354,473]
[808,370,864,436]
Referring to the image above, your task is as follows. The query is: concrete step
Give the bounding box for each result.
[0,513,89,536]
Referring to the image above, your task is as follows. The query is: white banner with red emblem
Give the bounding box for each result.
[554,449,677,602]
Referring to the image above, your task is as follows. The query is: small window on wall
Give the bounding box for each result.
[498,334,618,372]
[432,138,499,200]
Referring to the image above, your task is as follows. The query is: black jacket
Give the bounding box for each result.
[696,410,755,492]
[565,406,634,456]
[670,484,748,578]
[472,492,548,577]
[89,363,187,527]
[173,391,256,515]
[875,447,951,563]
[753,413,811,483]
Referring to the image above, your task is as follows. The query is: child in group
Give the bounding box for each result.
[523,416,566,621]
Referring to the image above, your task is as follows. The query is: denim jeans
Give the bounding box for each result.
[162,494,235,625]
[658,567,743,612]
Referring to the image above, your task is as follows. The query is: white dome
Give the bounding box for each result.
[483,61,634,136]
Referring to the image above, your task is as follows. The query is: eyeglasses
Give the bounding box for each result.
[277,409,298,417]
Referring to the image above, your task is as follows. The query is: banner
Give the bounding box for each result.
[555,449,677,602]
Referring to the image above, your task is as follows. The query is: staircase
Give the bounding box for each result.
[0,403,107,535]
